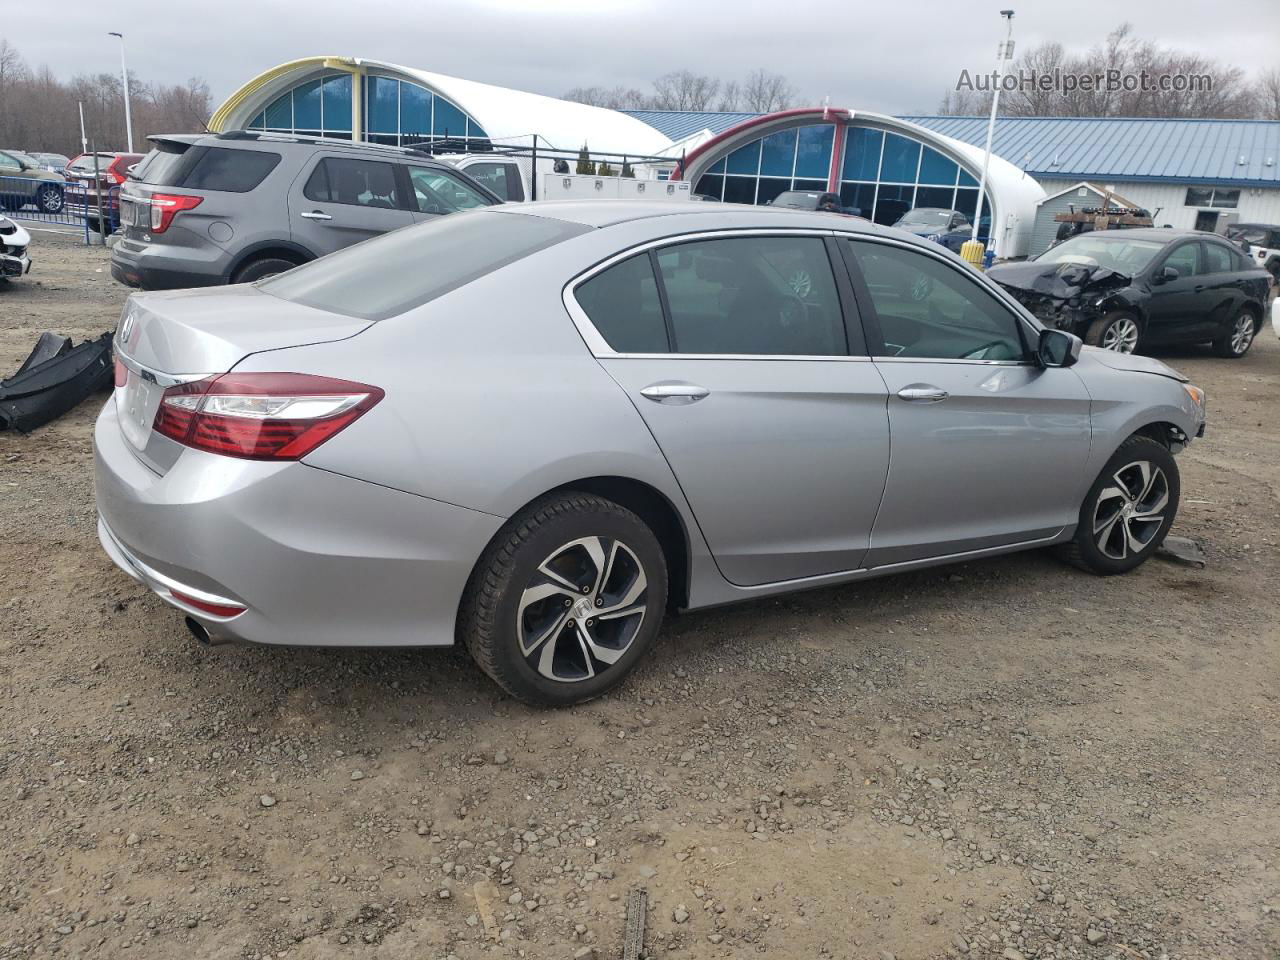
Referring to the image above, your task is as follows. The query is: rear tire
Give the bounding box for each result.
[1058,435,1179,575]
[458,493,668,707]
[231,256,299,284]
[1211,309,1258,358]
[1084,312,1141,354]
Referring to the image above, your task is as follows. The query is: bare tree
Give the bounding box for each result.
[717,80,742,112]
[650,70,721,111]
[563,85,651,110]
[1257,69,1280,121]
[0,41,211,154]
[741,69,795,112]
[937,22,1268,119]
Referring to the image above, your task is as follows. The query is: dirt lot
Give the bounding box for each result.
[1,232,1277,960]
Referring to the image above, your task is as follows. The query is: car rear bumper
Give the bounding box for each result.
[93,398,504,647]
[110,237,228,290]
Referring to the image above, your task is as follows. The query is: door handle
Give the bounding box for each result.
[1193,284,1204,292]
[299,210,333,221]
[896,385,949,403]
[640,382,710,405]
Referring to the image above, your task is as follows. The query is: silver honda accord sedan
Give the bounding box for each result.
[95,201,1207,705]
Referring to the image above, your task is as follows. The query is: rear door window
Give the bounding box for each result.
[461,162,523,201]
[574,254,668,353]
[304,157,402,209]
[1201,242,1237,274]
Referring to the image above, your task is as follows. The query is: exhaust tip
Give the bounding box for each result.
[185,616,211,645]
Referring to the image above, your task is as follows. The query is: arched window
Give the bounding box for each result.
[249,74,489,149]
[693,122,992,230]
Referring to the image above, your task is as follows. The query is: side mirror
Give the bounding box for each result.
[1037,328,1082,368]
[1157,266,1179,283]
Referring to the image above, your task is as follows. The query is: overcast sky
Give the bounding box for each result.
[6,0,1279,114]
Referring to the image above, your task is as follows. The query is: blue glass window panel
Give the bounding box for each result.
[433,97,467,137]
[400,83,431,140]
[707,157,726,174]
[841,127,882,181]
[466,119,488,139]
[918,147,958,186]
[694,174,724,200]
[723,175,757,204]
[756,177,792,205]
[322,75,352,131]
[264,93,292,130]
[874,184,915,225]
[292,79,322,130]
[725,140,761,175]
[759,130,797,177]
[794,125,834,180]
[915,186,957,210]
[367,76,399,134]
[879,134,921,183]
[954,188,979,220]
[248,111,266,130]
[839,182,876,219]
[957,167,978,188]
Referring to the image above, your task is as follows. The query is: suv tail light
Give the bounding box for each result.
[149,193,203,233]
[107,156,129,184]
[153,373,383,460]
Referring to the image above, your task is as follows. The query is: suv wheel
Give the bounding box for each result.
[231,257,300,284]
[459,493,668,707]
[1058,436,1179,575]
[36,184,64,214]
[1212,310,1257,358]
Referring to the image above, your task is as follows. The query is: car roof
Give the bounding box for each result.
[489,199,914,238]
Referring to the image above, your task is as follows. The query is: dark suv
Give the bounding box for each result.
[110,132,502,290]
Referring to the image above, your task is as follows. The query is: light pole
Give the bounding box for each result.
[966,9,1015,265]
[108,31,133,152]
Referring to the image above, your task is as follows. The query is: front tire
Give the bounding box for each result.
[458,493,668,707]
[1212,310,1257,358]
[1085,312,1141,354]
[1059,436,1179,575]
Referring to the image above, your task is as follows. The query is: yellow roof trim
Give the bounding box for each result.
[208,56,359,132]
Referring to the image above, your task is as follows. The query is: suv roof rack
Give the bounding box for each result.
[214,129,443,161]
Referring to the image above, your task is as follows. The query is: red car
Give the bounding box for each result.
[64,152,143,232]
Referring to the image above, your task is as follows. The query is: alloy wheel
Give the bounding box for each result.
[516,536,649,683]
[1101,317,1139,353]
[39,187,63,213]
[1229,314,1255,355]
[1092,460,1169,560]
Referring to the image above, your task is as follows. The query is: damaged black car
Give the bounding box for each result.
[988,228,1271,358]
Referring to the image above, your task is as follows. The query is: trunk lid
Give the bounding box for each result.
[113,285,372,471]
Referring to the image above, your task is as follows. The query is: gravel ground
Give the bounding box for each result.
[1,232,1278,960]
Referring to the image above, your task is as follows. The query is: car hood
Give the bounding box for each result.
[987,260,1132,300]
[0,216,30,246]
[1080,345,1187,382]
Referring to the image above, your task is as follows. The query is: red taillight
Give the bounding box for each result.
[149,193,203,233]
[113,356,128,388]
[107,157,128,184]
[169,589,246,618]
[152,373,383,461]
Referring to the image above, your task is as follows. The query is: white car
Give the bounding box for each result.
[0,215,31,280]
[1272,293,1280,341]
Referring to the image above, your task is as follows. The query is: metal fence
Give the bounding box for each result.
[0,174,121,243]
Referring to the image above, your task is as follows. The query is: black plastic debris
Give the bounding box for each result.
[0,332,113,433]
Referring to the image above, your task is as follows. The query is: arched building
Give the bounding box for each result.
[673,108,1045,258]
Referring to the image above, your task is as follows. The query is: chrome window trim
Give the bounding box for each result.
[562,227,864,361]
[833,230,1045,366]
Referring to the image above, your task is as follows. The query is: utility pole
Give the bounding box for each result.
[962,9,1015,269]
[108,32,133,152]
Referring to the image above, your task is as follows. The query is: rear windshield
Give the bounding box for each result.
[258,210,589,321]
[133,144,280,193]
[67,153,116,174]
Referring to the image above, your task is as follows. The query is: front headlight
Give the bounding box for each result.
[1182,383,1205,409]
